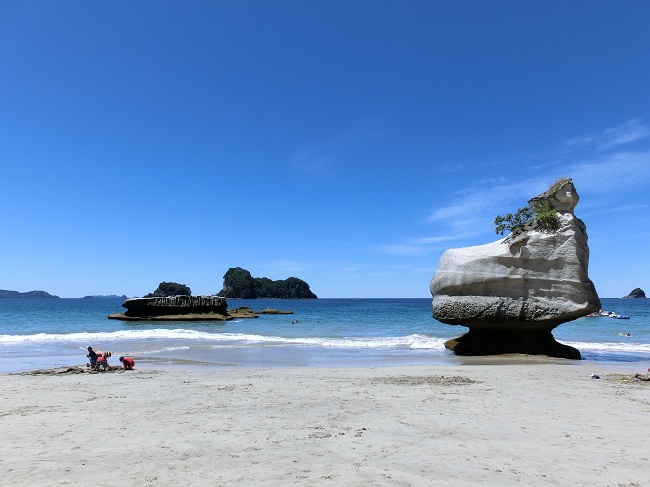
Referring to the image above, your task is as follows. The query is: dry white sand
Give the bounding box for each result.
[1,362,649,486]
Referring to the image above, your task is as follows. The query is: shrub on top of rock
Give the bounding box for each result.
[145,281,191,297]
[493,178,577,236]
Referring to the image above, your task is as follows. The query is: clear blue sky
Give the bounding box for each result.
[2,1,649,298]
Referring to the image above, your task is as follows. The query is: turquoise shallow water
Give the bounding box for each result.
[0,297,649,372]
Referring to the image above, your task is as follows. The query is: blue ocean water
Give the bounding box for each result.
[0,297,649,372]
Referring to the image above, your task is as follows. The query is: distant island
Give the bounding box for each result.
[0,289,59,298]
[83,295,128,299]
[622,288,646,299]
[217,267,317,299]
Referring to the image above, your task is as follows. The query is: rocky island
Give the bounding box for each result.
[217,267,317,299]
[108,295,292,321]
[107,280,296,321]
[430,178,600,359]
[622,288,646,299]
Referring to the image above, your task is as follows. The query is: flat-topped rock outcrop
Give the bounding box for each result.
[109,295,229,321]
[122,295,227,316]
[108,296,292,321]
[430,178,600,359]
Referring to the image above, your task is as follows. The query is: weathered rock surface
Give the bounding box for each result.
[107,296,293,321]
[109,295,229,320]
[430,179,600,359]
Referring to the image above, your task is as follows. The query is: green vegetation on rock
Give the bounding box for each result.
[145,282,192,297]
[494,202,560,236]
[494,206,534,236]
[217,267,317,299]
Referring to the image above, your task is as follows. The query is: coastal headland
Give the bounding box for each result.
[0,289,59,298]
[1,363,648,486]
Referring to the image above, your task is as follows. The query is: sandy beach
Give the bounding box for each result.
[1,362,649,486]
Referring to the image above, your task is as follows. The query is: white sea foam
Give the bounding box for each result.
[315,334,447,350]
[563,340,650,354]
[0,329,214,343]
[3,330,650,355]
[0,330,448,350]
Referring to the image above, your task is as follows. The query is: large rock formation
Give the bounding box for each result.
[116,295,228,318]
[218,267,318,299]
[107,295,292,321]
[430,178,600,359]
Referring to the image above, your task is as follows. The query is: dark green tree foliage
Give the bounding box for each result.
[494,203,559,236]
[494,207,534,236]
[218,267,317,299]
[281,277,317,299]
[218,268,257,299]
[253,277,275,298]
[145,281,192,297]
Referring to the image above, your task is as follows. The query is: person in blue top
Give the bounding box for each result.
[86,347,98,367]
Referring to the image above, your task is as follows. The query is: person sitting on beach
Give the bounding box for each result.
[119,356,135,370]
[86,347,98,367]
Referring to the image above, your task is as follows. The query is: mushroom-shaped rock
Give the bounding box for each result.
[430,179,600,359]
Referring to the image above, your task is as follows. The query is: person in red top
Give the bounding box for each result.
[95,355,108,370]
[119,356,135,370]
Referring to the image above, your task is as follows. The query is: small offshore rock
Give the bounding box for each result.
[622,288,646,299]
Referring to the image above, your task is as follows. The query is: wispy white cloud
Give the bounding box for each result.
[375,178,546,257]
[377,243,443,256]
[411,235,470,245]
[290,150,340,181]
[564,119,650,151]
[377,233,479,255]
[260,259,382,278]
[383,264,437,274]
[427,149,650,231]
[427,177,549,226]
[290,116,391,183]
[258,260,312,277]
[440,163,464,173]
[378,121,650,260]
[565,150,650,190]
[580,202,650,217]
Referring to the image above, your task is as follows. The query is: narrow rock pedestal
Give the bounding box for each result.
[444,325,581,360]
